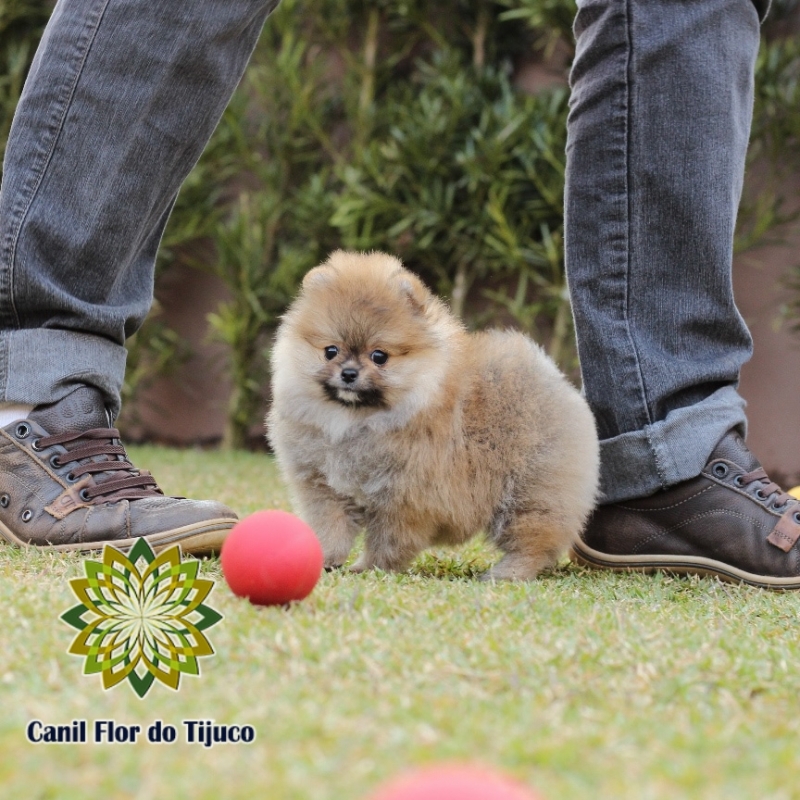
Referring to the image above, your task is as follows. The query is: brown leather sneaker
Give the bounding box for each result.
[571,431,800,589]
[0,386,236,555]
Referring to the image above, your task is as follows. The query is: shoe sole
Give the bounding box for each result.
[571,539,800,591]
[0,518,234,556]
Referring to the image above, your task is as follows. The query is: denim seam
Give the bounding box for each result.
[622,0,652,429]
[0,334,7,400]
[624,0,665,487]
[645,428,668,489]
[7,0,111,329]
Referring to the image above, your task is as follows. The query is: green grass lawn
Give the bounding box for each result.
[1,446,799,799]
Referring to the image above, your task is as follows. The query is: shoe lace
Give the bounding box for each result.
[37,428,164,502]
[737,468,795,508]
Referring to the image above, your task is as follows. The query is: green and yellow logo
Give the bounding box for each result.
[61,539,222,698]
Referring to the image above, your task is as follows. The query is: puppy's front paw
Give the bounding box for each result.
[482,554,541,582]
[351,548,412,574]
[320,540,354,571]
[348,556,370,574]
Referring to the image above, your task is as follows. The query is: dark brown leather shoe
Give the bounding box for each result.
[571,431,800,589]
[0,386,236,555]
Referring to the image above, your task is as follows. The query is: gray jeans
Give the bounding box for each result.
[566,0,768,503]
[0,0,278,417]
[1,0,770,504]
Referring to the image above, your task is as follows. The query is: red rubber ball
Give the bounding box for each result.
[220,510,323,606]
[368,765,541,800]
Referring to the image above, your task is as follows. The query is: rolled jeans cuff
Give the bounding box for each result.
[598,385,748,504]
[0,329,126,416]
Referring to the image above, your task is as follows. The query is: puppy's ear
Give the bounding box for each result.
[302,265,333,290]
[303,249,356,290]
[398,272,431,315]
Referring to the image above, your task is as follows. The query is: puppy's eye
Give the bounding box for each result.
[324,346,339,360]
[370,350,388,366]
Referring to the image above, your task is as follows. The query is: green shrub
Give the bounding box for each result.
[0,1,52,173]
[331,52,571,357]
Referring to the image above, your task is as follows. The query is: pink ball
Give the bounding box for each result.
[368,765,541,800]
[221,510,323,606]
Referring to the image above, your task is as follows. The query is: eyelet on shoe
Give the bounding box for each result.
[31,438,43,451]
[20,509,32,522]
[0,494,9,508]
[66,472,77,483]
[712,462,729,478]
[15,423,30,439]
[50,454,61,468]
[734,475,745,487]
[755,489,767,501]
[794,512,800,525]
[79,488,91,502]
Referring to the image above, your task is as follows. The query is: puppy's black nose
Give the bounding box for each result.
[341,368,359,384]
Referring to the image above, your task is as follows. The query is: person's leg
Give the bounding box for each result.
[566,0,800,588]
[0,0,278,416]
[0,0,279,553]
[565,0,759,504]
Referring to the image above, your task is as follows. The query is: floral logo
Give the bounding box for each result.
[61,539,222,698]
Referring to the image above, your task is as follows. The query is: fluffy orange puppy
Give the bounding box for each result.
[267,251,599,580]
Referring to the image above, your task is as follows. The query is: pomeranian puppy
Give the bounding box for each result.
[267,251,599,580]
